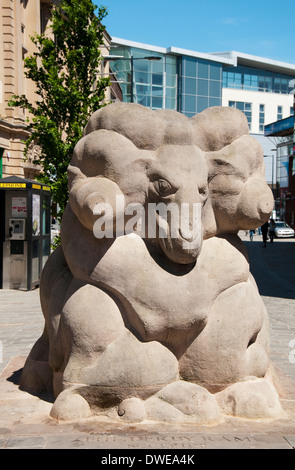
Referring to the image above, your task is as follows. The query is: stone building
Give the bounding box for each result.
[0,0,114,179]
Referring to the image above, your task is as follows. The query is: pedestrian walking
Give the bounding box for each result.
[269,218,276,243]
[249,229,255,241]
[261,221,269,247]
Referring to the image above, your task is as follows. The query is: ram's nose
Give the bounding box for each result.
[179,226,195,242]
[178,201,202,242]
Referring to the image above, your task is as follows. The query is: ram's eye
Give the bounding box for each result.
[157,179,173,197]
[199,186,208,197]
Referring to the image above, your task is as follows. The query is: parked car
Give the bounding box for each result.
[274,221,295,238]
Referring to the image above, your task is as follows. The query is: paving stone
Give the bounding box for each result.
[284,435,295,448]
[0,233,295,449]
[5,436,44,449]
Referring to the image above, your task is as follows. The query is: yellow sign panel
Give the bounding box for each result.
[0,182,50,191]
[0,183,26,188]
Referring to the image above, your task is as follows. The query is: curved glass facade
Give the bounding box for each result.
[109,46,223,115]
[109,47,177,110]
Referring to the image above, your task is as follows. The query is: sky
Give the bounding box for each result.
[98,0,295,64]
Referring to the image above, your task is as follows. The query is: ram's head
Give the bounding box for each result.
[67,103,273,265]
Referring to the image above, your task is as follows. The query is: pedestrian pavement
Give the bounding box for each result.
[0,232,295,450]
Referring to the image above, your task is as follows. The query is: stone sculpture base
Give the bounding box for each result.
[48,372,282,424]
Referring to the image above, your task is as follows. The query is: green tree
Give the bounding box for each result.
[9,0,110,220]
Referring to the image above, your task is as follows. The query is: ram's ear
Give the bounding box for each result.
[236,177,273,229]
[206,134,273,234]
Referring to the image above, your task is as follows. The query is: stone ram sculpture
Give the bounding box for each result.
[20,102,282,424]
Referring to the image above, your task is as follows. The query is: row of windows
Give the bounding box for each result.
[109,47,294,119]
[223,65,295,94]
[274,105,293,119]
[181,97,221,117]
[136,95,177,110]
[229,102,294,132]
[181,77,221,98]
[182,57,222,81]
[110,47,178,110]
[180,58,222,115]
[259,104,265,132]
[229,101,252,130]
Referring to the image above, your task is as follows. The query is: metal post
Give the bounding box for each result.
[130,56,134,103]
[0,149,4,179]
[272,153,274,193]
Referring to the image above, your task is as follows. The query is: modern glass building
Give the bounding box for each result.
[108,46,178,111]
[108,38,295,188]
[109,39,295,123]
[108,39,233,117]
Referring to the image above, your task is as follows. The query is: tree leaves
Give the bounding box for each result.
[9,0,110,220]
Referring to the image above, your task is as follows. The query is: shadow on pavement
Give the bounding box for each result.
[6,366,55,404]
[243,239,295,300]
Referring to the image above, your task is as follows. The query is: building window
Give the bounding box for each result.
[223,66,295,95]
[229,101,252,130]
[40,3,52,34]
[277,106,283,120]
[290,106,294,116]
[181,57,222,117]
[109,47,177,111]
[259,104,265,132]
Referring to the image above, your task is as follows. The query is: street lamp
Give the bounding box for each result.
[103,54,162,103]
[269,150,276,193]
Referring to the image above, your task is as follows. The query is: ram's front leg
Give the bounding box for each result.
[49,280,179,420]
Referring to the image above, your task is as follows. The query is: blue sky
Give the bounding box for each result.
[99,0,295,64]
